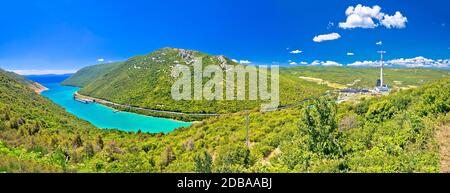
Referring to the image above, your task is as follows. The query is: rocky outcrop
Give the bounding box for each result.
[217,55,233,71]
[178,49,194,59]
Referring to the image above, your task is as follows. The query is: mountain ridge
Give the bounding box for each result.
[65,47,328,117]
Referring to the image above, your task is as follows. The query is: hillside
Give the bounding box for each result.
[1,68,448,172]
[61,62,124,87]
[3,70,48,93]
[73,48,328,115]
[0,69,100,172]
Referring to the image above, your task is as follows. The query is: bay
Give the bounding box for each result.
[28,75,192,133]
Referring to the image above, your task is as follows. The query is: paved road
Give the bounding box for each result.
[75,92,221,117]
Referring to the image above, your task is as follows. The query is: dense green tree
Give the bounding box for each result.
[298,97,343,157]
[214,144,253,172]
[194,150,212,173]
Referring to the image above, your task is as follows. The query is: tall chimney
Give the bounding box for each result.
[378,51,386,88]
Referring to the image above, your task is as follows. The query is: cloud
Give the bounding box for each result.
[381,11,408,29]
[348,56,450,68]
[231,59,238,63]
[339,5,383,29]
[239,60,252,64]
[339,4,407,29]
[289,50,303,54]
[311,60,321,66]
[97,58,105,62]
[347,60,379,67]
[388,56,446,68]
[376,41,383,45]
[313,33,341,42]
[347,52,355,56]
[289,62,297,65]
[9,69,78,75]
[300,61,308,65]
[321,61,343,66]
[309,60,343,66]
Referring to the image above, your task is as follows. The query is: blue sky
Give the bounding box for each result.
[0,0,449,74]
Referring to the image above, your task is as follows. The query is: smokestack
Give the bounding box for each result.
[378,51,386,88]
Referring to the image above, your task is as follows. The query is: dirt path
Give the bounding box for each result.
[436,122,450,173]
[261,148,280,165]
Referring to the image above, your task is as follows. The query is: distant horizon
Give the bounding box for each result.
[8,64,450,76]
[9,69,78,76]
[5,45,450,76]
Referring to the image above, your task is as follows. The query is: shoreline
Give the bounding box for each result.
[31,82,49,94]
[73,91,218,122]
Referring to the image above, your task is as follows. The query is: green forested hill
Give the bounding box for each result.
[1,68,448,172]
[73,48,328,114]
[61,62,124,87]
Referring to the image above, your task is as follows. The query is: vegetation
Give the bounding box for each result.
[61,62,124,87]
[1,67,449,173]
[65,50,449,119]
[70,48,329,115]
[281,66,450,90]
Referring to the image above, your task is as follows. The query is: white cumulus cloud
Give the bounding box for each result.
[290,50,303,54]
[339,4,383,29]
[289,62,298,65]
[313,33,341,42]
[309,60,343,66]
[347,60,380,67]
[321,61,343,66]
[348,56,450,68]
[381,11,408,29]
[97,58,105,62]
[339,4,407,29]
[347,52,355,56]
[239,60,252,64]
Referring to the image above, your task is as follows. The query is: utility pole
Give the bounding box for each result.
[245,110,249,147]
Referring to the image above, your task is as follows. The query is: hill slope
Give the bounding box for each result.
[61,62,124,87]
[1,68,448,172]
[0,69,100,172]
[76,48,328,114]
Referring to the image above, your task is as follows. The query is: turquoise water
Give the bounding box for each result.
[40,83,192,133]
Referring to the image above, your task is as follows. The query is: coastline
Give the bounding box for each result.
[31,82,49,94]
[73,91,216,122]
